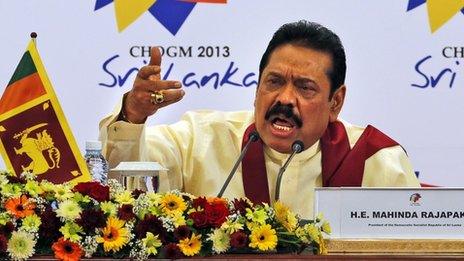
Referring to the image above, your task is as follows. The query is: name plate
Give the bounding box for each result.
[314,188,464,239]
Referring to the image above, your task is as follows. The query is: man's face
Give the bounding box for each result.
[254,44,345,153]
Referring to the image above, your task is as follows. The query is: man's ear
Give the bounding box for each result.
[329,85,346,122]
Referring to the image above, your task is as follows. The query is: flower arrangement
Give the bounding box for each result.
[0,171,330,260]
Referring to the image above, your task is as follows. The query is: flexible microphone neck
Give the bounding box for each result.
[275,140,304,201]
[217,131,260,198]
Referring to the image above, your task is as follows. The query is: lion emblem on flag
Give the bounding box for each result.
[13,123,61,175]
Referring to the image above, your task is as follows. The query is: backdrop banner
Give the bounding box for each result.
[0,1,463,186]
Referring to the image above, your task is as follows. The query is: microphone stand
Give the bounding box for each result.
[217,131,259,198]
[275,140,304,201]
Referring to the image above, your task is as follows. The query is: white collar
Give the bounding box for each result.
[264,140,320,164]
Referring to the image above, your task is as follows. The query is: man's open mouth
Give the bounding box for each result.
[270,115,296,133]
[264,102,303,130]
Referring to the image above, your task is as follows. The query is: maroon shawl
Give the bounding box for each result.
[241,121,399,204]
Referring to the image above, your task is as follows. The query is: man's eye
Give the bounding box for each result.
[297,82,318,96]
[267,78,282,86]
[299,83,312,90]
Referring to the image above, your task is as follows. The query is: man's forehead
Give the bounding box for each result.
[264,44,332,75]
[263,58,328,80]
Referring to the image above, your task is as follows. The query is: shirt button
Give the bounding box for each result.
[113,126,118,132]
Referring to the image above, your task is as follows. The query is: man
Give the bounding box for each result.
[99,21,420,219]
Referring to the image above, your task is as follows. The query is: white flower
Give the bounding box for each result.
[7,231,36,261]
[82,236,98,258]
[108,179,125,198]
[208,229,230,254]
[160,217,175,232]
[56,200,82,221]
[134,193,150,217]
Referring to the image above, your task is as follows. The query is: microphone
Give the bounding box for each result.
[217,131,260,198]
[274,140,304,201]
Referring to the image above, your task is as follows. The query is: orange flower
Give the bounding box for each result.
[4,195,35,218]
[52,237,83,261]
[207,197,228,206]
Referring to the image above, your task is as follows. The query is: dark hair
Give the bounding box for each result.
[258,20,346,95]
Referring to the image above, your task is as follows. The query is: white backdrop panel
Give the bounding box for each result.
[0,1,463,186]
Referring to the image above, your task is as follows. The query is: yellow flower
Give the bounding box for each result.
[96,217,130,252]
[285,213,298,231]
[220,219,244,234]
[40,180,55,193]
[60,222,83,242]
[295,227,308,243]
[178,233,202,256]
[148,205,162,216]
[21,214,42,232]
[304,224,321,244]
[100,201,117,217]
[274,201,287,219]
[24,180,43,197]
[0,212,9,225]
[0,172,8,185]
[160,193,186,215]
[249,224,277,251]
[142,232,162,256]
[147,193,162,205]
[72,192,91,204]
[246,221,260,232]
[318,234,327,254]
[1,183,22,198]
[54,184,74,201]
[114,191,135,205]
[274,201,298,231]
[56,200,82,221]
[245,208,267,225]
[321,221,331,234]
[171,211,186,227]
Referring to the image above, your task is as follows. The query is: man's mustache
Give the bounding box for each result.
[264,102,303,128]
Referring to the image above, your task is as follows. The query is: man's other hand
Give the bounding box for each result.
[123,46,184,124]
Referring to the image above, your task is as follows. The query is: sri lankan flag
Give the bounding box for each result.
[0,38,91,184]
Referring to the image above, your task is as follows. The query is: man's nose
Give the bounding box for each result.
[276,84,297,106]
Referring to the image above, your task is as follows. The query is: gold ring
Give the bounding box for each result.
[150,91,165,105]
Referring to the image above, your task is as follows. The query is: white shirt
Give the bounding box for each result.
[99,110,420,219]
